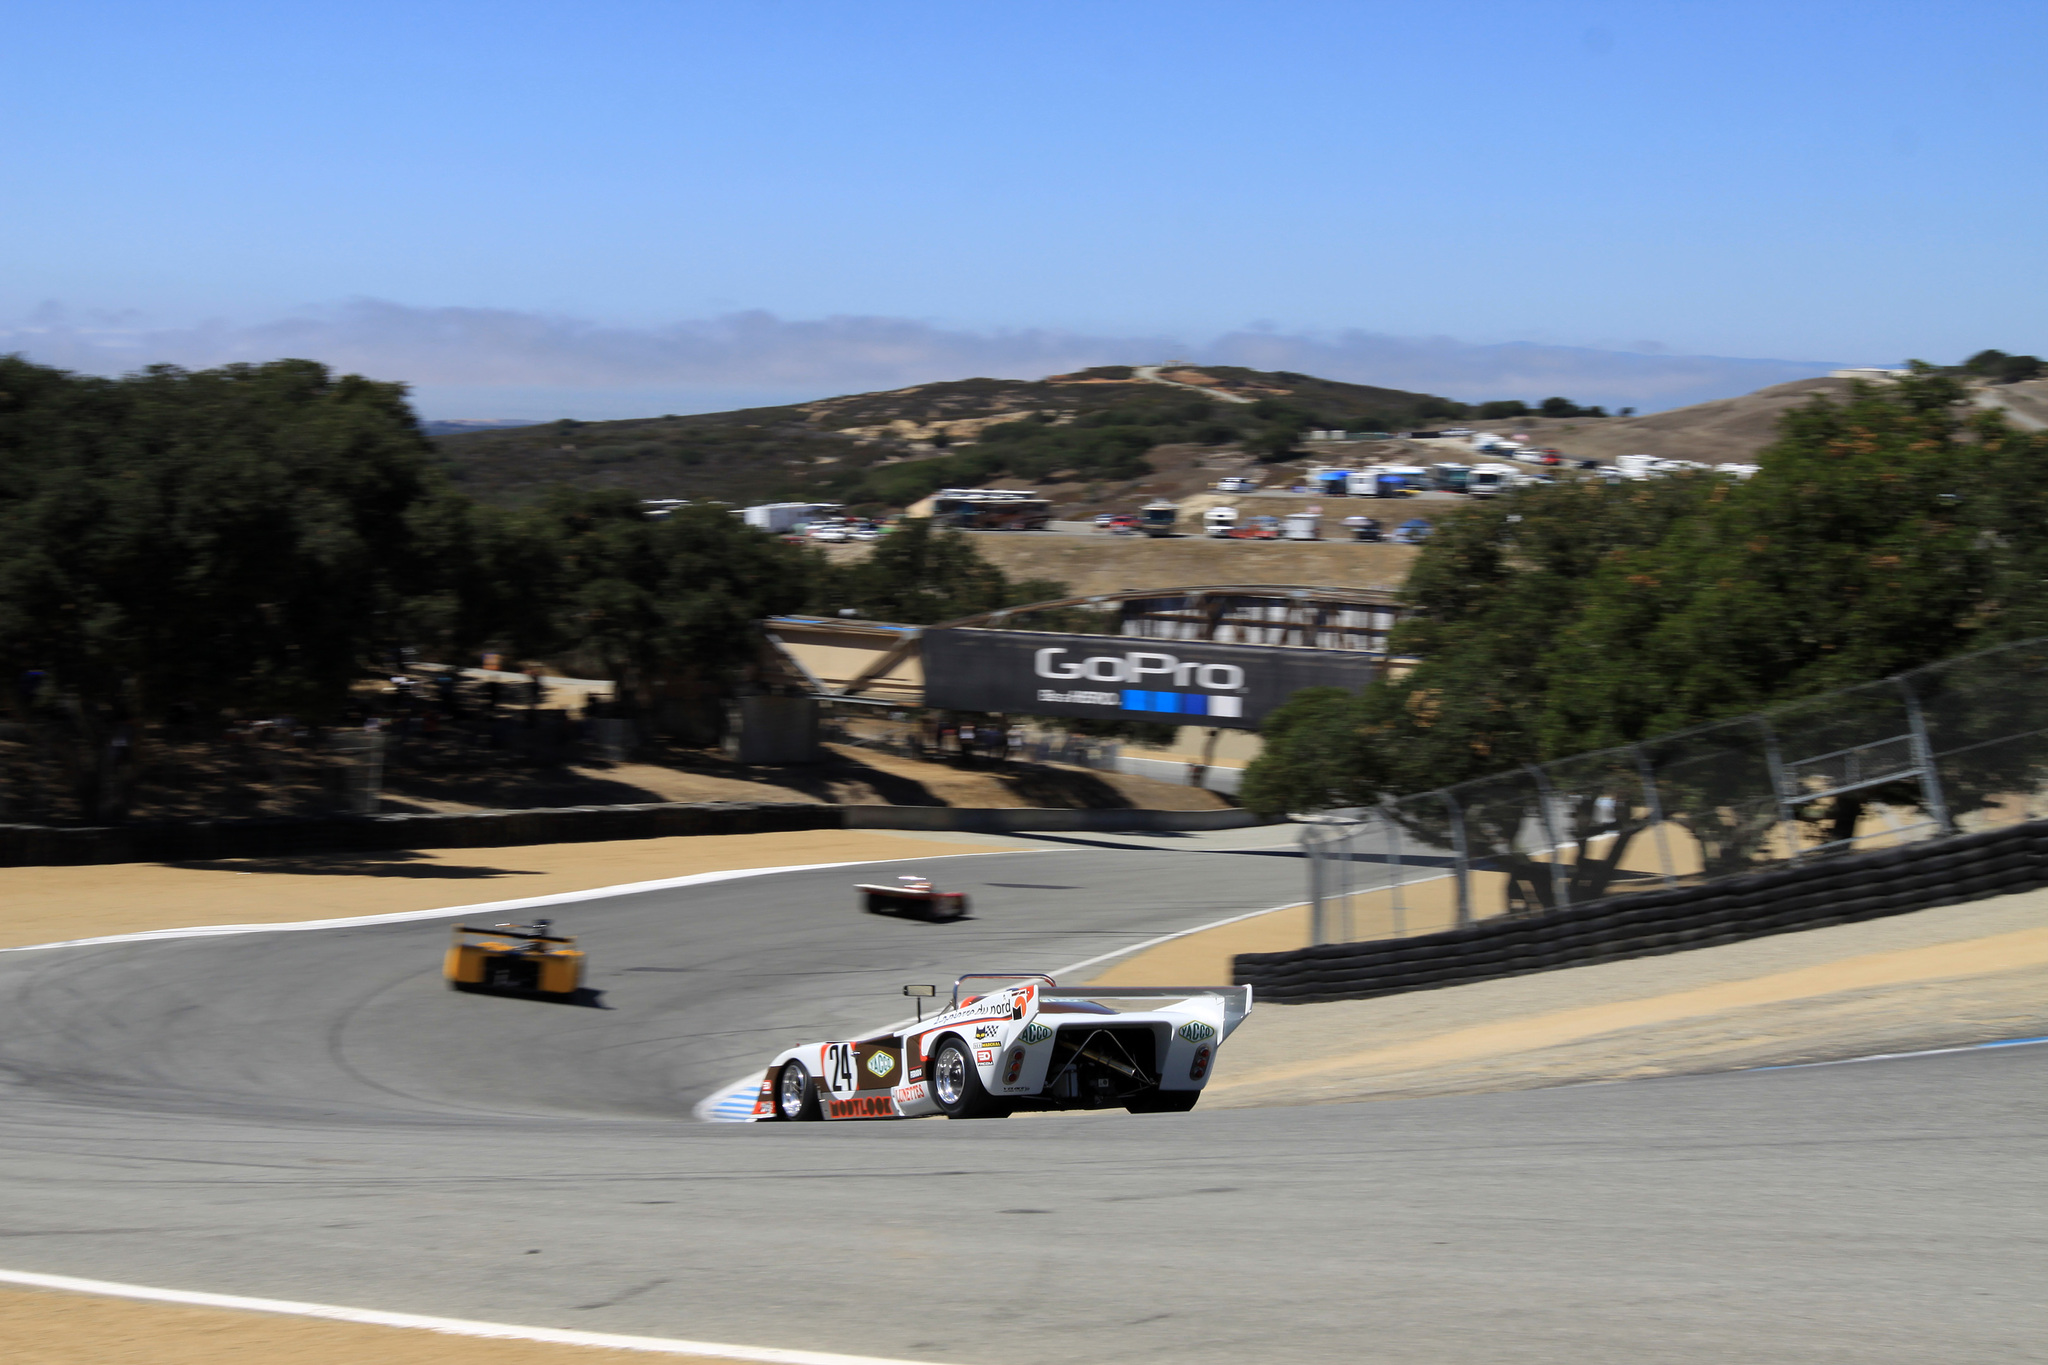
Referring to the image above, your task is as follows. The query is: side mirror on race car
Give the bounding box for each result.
[903,983,937,1020]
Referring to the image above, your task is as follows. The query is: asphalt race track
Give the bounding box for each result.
[1,842,2044,1363]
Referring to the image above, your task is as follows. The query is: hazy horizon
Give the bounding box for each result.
[4,300,1846,421]
[5,1,2038,420]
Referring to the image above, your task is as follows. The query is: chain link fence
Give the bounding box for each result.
[1302,636,2048,944]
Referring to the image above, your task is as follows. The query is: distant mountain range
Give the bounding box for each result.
[418,418,543,437]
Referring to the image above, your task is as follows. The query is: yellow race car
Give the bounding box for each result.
[444,919,584,998]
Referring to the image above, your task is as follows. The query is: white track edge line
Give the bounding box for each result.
[1,848,1042,955]
[0,1267,952,1365]
[1746,1034,2048,1072]
[696,893,1310,1121]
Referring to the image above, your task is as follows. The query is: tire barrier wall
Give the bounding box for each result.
[0,801,1266,867]
[1235,820,2048,1005]
[846,806,1263,834]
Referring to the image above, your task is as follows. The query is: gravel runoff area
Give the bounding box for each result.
[0,828,1020,951]
[0,1283,775,1365]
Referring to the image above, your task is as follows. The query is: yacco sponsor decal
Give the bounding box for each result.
[829,1095,896,1119]
[975,1050,995,1065]
[1177,1020,1218,1044]
[865,1051,897,1079]
[1189,1045,1213,1081]
[1003,1047,1027,1085]
[1019,1022,1053,1045]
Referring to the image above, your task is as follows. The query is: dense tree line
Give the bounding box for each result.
[1244,370,2048,825]
[0,357,1064,814]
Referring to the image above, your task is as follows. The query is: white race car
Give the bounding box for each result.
[750,973,1252,1121]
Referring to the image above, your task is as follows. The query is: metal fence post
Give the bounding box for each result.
[1524,764,1571,910]
[1437,788,1472,928]
[1303,824,1326,945]
[1384,805,1407,938]
[1632,743,1677,886]
[1759,718,1801,865]
[1896,674,1953,837]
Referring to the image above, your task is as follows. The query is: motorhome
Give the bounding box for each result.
[1203,506,1238,537]
[1140,500,1180,537]
[1466,463,1519,497]
[922,488,1053,530]
[1283,511,1321,540]
[1429,462,1472,493]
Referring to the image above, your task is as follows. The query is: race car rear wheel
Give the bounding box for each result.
[925,894,968,923]
[776,1061,823,1122]
[928,1036,1009,1120]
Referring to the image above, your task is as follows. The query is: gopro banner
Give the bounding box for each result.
[921,628,1378,730]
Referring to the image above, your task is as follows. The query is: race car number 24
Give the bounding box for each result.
[825,1042,857,1095]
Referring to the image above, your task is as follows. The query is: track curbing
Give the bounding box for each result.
[0,1267,960,1364]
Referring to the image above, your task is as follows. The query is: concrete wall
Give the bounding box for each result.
[0,799,1265,867]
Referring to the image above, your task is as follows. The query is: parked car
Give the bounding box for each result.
[1215,475,1259,494]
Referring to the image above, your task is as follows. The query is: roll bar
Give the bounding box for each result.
[951,972,1057,1008]
[453,923,575,946]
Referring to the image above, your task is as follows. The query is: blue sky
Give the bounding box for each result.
[3,0,2043,417]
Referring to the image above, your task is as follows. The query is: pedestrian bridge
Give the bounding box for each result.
[758,583,1406,707]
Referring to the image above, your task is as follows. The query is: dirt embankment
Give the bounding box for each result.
[1418,376,1862,465]
[380,744,1227,815]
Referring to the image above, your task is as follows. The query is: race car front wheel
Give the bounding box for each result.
[776,1061,823,1121]
[929,1036,1009,1120]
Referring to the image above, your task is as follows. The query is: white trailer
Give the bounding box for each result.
[743,502,839,533]
[1203,506,1238,537]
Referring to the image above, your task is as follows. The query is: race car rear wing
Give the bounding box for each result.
[1038,984,1253,1034]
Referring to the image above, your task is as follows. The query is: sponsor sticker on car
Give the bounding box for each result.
[976,1050,995,1065]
